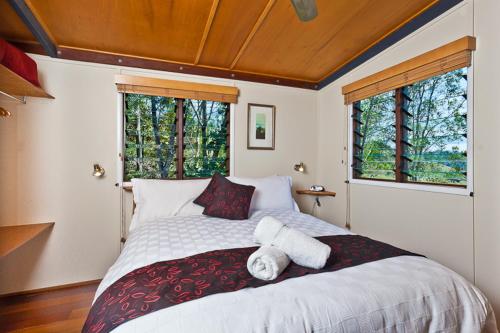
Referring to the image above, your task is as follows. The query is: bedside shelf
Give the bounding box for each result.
[0,222,54,258]
[296,190,336,197]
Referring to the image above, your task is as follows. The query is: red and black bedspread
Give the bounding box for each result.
[83,235,422,333]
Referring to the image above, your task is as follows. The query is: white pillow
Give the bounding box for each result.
[130,178,210,231]
[228,175,295,212]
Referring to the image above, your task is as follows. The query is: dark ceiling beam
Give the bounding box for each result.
[9,41,318,90]
[7,0,58,58]
[318,0,464,89]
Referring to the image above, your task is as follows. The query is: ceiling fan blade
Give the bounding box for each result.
[290,0,318,22]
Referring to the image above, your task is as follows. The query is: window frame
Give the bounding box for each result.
[116,93,235,186]
[347,65,474,196]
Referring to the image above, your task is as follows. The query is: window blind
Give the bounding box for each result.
[342,36,476,105]
[115,75,239,103]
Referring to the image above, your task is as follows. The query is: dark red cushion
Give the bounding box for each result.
[201,175,255,220]
[0,39,41,87]
[193,173,222,207]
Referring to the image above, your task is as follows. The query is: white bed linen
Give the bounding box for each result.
[96,210,497,333]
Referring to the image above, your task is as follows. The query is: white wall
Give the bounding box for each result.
[0,60,120,293]
[315,0,499,322]
[0,58,318,294]
[473,0,500,322]
[1,0,498,323]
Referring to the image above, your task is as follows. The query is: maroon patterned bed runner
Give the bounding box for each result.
[83,235,422,333]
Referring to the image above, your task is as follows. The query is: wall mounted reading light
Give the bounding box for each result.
[294,162,305,173]
[93,164,105,177]
[0,107,11,118]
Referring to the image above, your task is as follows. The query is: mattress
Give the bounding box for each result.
[95,209,497,332]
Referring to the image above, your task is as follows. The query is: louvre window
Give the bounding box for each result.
[123,93,229,181]
[352,91,396,181]
[351,68,468,187]
[183,99,230,178]
[405,68,467,185]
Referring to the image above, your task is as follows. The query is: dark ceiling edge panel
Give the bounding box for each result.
[7,0,58,58]
[9,42,318,90]
[317,0,464,90]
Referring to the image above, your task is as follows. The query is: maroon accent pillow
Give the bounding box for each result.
[202,177,255,220]
[193,173,223,207]
[0,39,41,87]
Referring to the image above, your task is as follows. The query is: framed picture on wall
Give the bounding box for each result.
[247,103,276,150]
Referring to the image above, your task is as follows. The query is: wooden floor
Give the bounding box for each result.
[0,282,99,333]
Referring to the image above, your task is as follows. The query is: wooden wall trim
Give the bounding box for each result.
[194,0,219,65]
[10,41,318,90]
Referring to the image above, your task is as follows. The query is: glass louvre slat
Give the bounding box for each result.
[352,91,396,181]
[405,68,467,186]
[123,94,230,181]
[123,94,177,181]
[182,99,229,178]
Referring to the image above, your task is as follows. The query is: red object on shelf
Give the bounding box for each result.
[0,38,41,88]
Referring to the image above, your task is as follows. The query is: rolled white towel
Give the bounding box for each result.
[273,227,331,269]
[253,216,285,245]
[254,216,331,269]
[247,246,290,281]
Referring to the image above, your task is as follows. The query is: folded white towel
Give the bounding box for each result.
[253,216,286,245]
[254,216,331,269]
[247,246,290,280]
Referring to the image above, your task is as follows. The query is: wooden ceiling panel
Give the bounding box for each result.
[0,1,36,42]
[310,0,439,81]
[27,0,214,63]
[0,0,455,88]
[233,0,437,81]
[198,0,269,68]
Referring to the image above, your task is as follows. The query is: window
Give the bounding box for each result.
[351,67,468,187]
[123,94,229,181]
[344,37,475,191]
[352,91,396,180]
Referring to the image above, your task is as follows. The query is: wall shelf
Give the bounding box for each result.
[0,64,53,99]
[0,222,54,258]
[296,190,336,197]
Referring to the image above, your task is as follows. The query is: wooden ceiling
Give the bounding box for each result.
[0,0,459,89]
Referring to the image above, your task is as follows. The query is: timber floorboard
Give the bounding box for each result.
[0,282,99,333]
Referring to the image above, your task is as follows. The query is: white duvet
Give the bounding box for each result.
[95,210,497,333]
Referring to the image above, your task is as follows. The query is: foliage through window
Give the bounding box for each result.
[353,91,396,180]
[123,94,229,181]
[352,67,468,187]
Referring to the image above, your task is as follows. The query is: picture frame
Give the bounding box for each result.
[247,103,276,150]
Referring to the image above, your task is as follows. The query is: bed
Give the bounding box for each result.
[89,177,497,333]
